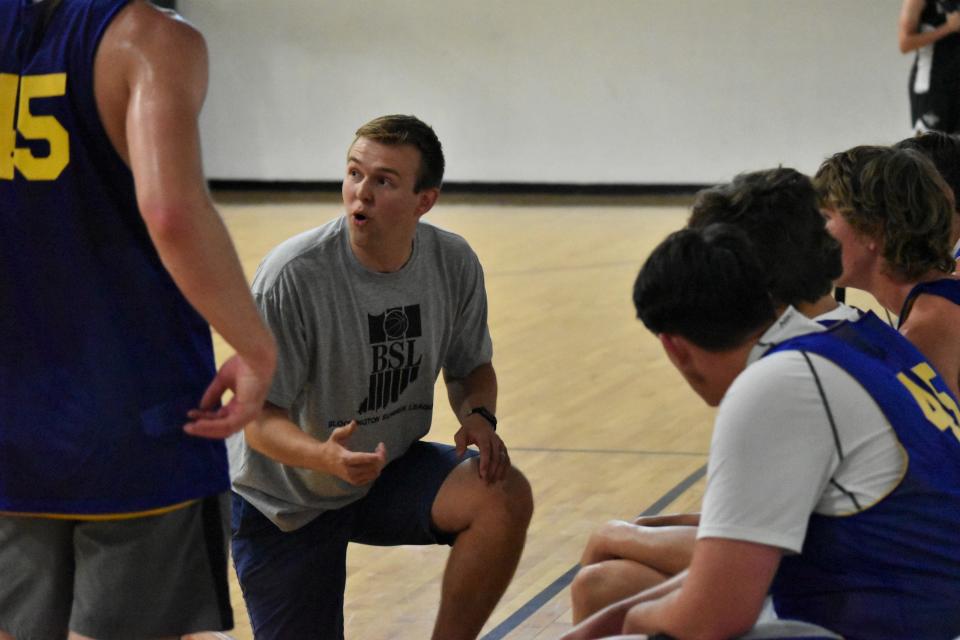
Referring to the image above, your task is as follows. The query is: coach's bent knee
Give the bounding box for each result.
[488,464,534,528]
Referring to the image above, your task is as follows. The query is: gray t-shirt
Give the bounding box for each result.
[230,217,493,531]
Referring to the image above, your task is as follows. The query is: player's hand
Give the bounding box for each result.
[632,512,701,528]
[184,352,275,439]
[580,519,633,566]
[560,601,632,640]
[320,420,387,486]
[947,11,960,31]
[454,413,509,484]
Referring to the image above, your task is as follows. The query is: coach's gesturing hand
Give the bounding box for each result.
[320,421,388,486]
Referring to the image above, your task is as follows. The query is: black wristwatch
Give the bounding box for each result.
[467,406,497,431]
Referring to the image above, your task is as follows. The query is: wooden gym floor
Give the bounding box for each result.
[211,191,884,640]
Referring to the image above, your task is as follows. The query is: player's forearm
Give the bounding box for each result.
[625,589,758,640]
[633,513,700,527]
[244,405,328,471]
[603,573,688,630]
[445,362,497,420]
[900,23,955,53]
[627,540,781,639]
[142,197,275,366]
[623,581,749,640]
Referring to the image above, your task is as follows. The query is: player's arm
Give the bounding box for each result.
[580,520,696,578]
[561,570,689,639]
[899,295,960,400]
[632,513,700,527]
[611,351,835,637]
[244,403,386,486]
[899,0,960,53]
[443,362,508,483]
[619,538,781,638]
[96,2,276,436]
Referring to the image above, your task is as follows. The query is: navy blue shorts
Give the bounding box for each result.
[231,441,476,640]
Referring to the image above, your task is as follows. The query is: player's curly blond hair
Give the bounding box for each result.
[814,145,955,280]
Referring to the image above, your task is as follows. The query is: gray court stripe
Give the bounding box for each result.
[480,463,708,640]
[486,260,638,277]
[510,446,707,457]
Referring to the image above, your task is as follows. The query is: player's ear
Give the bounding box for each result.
[415,188,439,217]
[660,333,691,369]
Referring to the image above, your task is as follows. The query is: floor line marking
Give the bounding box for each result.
[480,464,708,640]
[510,446,707,457]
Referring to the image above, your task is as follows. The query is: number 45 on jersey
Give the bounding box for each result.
[1,72,69,181]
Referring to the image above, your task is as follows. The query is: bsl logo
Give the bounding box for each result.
[359,305,423,414]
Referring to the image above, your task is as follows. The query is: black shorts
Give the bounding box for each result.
[231,441,476,640]
[910,60,960,133]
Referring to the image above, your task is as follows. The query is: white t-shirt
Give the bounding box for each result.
[697,307,905,553]
[814,302,860,323]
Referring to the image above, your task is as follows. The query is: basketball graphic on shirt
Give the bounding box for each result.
[384,308,409,340]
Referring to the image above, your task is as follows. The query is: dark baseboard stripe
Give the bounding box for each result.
[209,179,709,196]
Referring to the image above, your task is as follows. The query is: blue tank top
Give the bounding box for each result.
[0,0,228,515]
[897,277,960,329]
[766,312,960,639]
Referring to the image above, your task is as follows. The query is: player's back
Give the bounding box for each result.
[768,312,960,639]
[0,0,226,516]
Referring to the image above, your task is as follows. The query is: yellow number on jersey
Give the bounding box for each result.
[897,362,960,443]
[0,72,70,181]
[0,74,16,180]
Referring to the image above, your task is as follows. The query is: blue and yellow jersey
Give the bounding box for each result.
[0,0,228,517]
[897,277,960,328]
[766,312,960,639]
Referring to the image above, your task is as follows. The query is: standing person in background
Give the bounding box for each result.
[900,0,960,133]
[0,1,276,638]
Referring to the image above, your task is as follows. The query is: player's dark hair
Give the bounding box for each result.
[815,145,954,279]
[688,168,841,307]
[353,114,444,192]
[894,131,960,214]
[633,224,777,351]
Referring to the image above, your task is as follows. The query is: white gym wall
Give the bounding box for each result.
[181,1,909,185]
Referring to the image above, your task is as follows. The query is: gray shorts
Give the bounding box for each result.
[0,494,232,640]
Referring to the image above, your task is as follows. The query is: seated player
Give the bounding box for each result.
[229,114,533,640]
[564,224,960,640]
[894,131,960,262]
[815,145,960,399]
[571,168,853,622]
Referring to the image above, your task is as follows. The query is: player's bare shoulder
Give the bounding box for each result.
[904,290,960,340]
[94,0,207,160]
[102,0,206,64]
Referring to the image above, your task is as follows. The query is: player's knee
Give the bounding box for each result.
[570,563,610,611]
[496,466,534,527]
[470,464,533,527]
